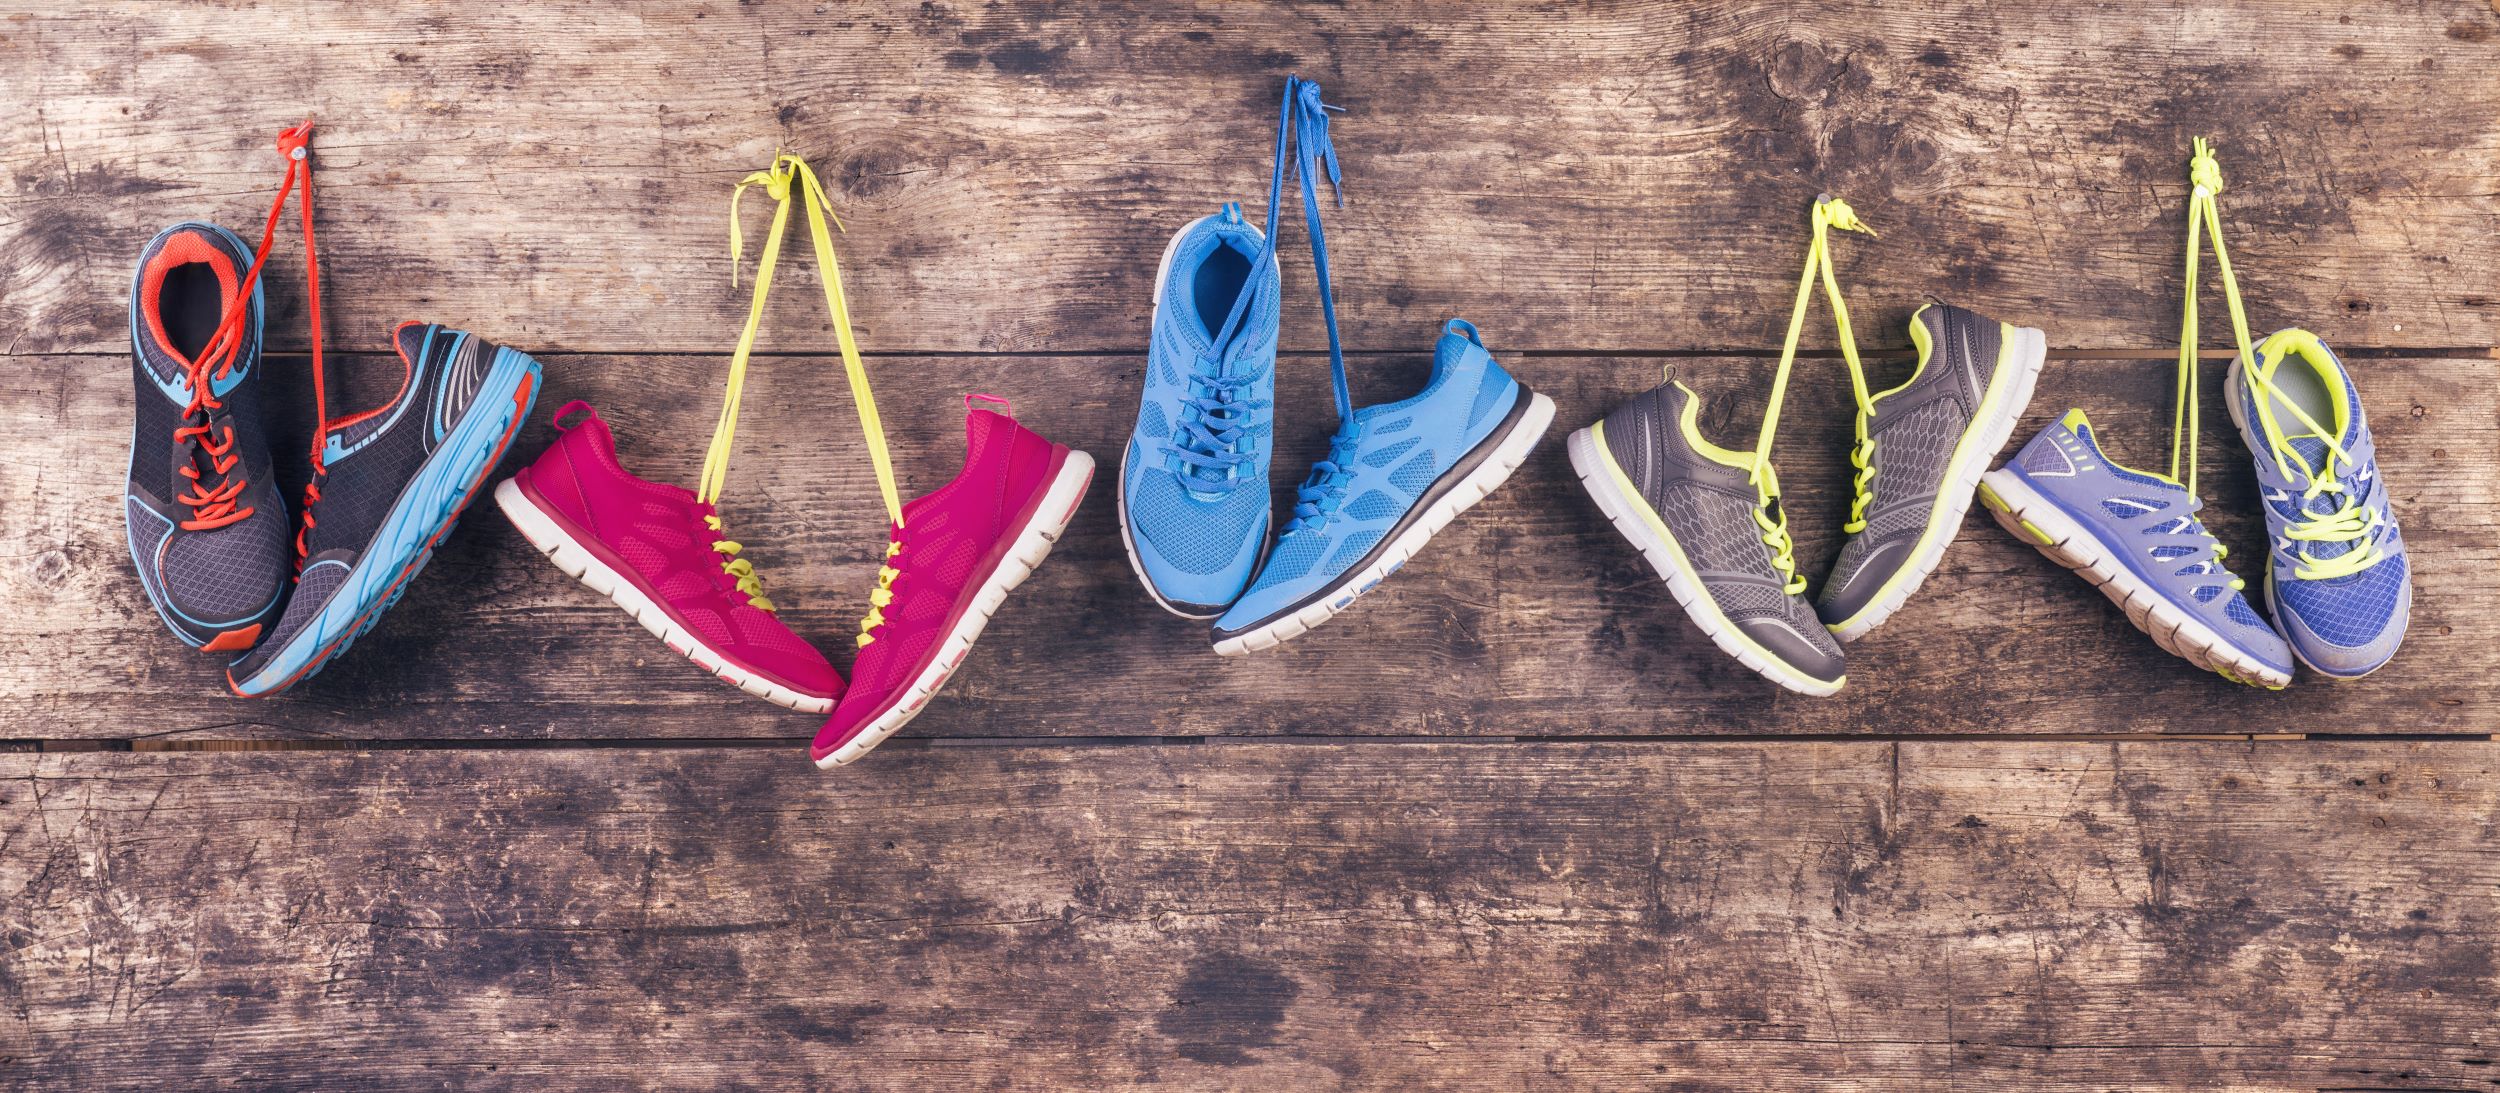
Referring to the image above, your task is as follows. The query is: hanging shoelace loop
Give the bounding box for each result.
[174,120,322,535]
[1755,194,1875,593]
[712,152,898,617]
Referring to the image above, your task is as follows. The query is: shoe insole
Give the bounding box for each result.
[161,262,225,362]
[2261,354,2340,451]
[1190,243,1253,343]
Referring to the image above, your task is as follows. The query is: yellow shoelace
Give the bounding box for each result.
[2246,330,2383,579]
[2171,137,2261,501]
[702,153,901,614]
[1754,194,1876,593]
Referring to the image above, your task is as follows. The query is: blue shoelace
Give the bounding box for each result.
[1167,75,1346,495]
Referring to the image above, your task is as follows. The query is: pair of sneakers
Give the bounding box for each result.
[1570,196,2048,695]
[492,154,1093,767]
[1978,141,2409,686]
[123,122,543,697]
[1119,76,1555,653]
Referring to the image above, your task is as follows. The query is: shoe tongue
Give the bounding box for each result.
[1432,326,1480,375]
[2286,433,2332,474]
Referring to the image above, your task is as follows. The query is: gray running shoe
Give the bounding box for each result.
[1568,380,1846,695]
[1817,302,2047,640]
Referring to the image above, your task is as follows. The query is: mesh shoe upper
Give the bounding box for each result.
[228,323,528,684]
[124,221,289,646]
[1596,380,1846,684]
[1213,320,1524,635]
[1122,209,1279,611]
[1996,413,2293,675]
[1819,303,2000,618]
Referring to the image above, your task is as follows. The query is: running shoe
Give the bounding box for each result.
[1122,78,1330,621]
[228,323,541,696]
[493,402,842,711]
[1979,137,2303,689]
[813,397,1094,766]
[2225,328,2409,677]
[123,221,289,652]
[1569,194,1878,695]
[1569,380,1848,695]
[1119,202,1280,617]
[1213,320,1552,654]
[1816,302,2047,640]
[1978,411,2293,686]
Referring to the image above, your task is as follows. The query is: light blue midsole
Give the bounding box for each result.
[233,346,541,692]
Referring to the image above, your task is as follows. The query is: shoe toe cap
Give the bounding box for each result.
[1735,615,1848,685]
[1123,466,1266,610]
[2275,583,2410,678]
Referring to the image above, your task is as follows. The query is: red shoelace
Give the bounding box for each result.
[175,120,324,539]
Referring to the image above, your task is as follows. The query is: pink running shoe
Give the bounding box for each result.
[494,402,842,712]
[813,396,1094,767]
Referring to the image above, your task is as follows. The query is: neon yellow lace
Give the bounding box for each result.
[2172,137,2261,500]
[1755,194,1876,593]
[703,153,901,615]
[2245,330,2382,579]
[2164,137,2259,595]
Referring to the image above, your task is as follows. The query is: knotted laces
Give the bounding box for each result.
[178,121,323,542]
[1755,195,1876,593]
[710,153,897,618]
[2178,142,2386,581]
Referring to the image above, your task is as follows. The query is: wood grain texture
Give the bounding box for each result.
[5,1,2498,356]
[2,742,2496,1090]
[5,348,2489,740]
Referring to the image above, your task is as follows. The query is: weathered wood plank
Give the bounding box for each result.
[4,350,2489,739]
[6,1,2498,355]
[2,742,2495,1089]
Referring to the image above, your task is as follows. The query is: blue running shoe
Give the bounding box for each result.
[1978,411,2294,688]
[1213,321,1554,654]
[2225,329,2410,677]
[1118,203,1279,617]
[228,323,542,697]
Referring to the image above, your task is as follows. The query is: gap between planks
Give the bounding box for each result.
[14,731,2500,754]
[19,346,2500,361]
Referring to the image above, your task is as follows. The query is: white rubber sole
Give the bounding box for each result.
[1211,392,1557,656]
[493,478,835,713]
[1119,213,1275,621]
[1566,424,1843,697]
[1975,468,2291,688]
[1827,324,2049,642]
[818,450,1096,767]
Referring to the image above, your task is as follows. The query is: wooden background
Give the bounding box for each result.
[5,2,2499,1088]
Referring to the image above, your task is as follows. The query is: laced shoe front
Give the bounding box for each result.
[124,219,290,653]
[2225,328,2409,676]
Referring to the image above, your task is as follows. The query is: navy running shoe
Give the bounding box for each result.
[124,221,290,652]
[2225,329,2410,677]
[1979,410,2294,687]
[1213,321,1553,654]
[228,323,542,696]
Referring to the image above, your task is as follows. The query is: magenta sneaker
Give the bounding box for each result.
[494,402,841,711]
[812,397,1094,766]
